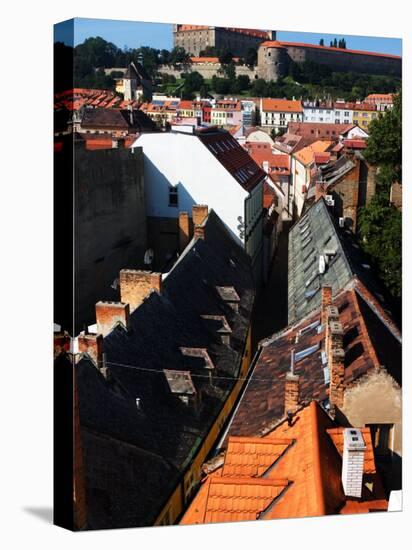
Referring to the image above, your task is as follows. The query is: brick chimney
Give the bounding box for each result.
[284,372,300,415]
[179,211,190,252]
[96,301,130,337]
[78,333,103,367]
[329,347,345,410]
[324,305,339,352]
[119,269,162,313]
[321,284,333,326]
[194,224,205,240]
[342,428,366,498]
[192,204,208,227]
[315,181,326,202]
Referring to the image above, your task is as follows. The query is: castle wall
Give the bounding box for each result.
[285,45,401,77]
[158,63,257,80]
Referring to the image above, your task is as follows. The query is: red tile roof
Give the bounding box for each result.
[181,402,388,525]
[196,129,266,192]
[343,139,367,149]
[227,281,401,440]
[261,98,303,113]
[288,122,354,138]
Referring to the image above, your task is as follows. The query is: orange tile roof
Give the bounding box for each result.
[190,56,240,64]
[261,98,303,113]
[183,476,289,524]
[294,140,332,165]
[365,93,394,101]
[222,436,293,477]
[181,402,388,525]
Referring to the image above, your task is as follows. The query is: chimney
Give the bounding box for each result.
[262,160,270,173]
[329,347,345,410]
[342,428,366,498]
[192,204,208,227]
[284,372,300,415]
[324,305,339,352]
[96,301,130,337]
[329,321,344,352]
[119,269,162,313]
[194,224,205,240]
[315,181,326,202]
[321,284,333,326]
[179,211,190,252]
[78,333,103,367]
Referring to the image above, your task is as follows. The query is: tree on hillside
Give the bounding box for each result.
[218,49,234,65]
[169,46,191,65]
[245,47,258,67]
[182,71,204,94]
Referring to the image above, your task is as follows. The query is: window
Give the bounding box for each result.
[168,187,178,207]
[295,342,319,362]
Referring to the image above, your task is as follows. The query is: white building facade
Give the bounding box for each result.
[132,129,265,282]
[260,98,303,132]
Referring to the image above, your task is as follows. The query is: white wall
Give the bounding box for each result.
[133,133,249,244]
[291,156,309,216]
[303,107,335,123]
[261,111,302,131]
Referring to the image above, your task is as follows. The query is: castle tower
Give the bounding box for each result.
[257,40,288,82]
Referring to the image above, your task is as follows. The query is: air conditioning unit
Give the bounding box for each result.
[325,194,335,206]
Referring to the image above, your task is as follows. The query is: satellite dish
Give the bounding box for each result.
[144,248,154,265]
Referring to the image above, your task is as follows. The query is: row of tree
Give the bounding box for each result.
[358,93,402,299]
[319,38,347,48]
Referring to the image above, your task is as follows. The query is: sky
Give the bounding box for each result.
[54,17,402,56]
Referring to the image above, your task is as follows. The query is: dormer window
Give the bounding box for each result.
[169,186,178,207]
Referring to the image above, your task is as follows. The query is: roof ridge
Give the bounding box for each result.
[212,476,289,486]
[228,435,293,445]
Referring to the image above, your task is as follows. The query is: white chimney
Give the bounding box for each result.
[262,160,270,173]
[342,428,366,498]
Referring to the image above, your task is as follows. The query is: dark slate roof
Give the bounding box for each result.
[77,209,255,529]
[81,108,156,132]
[227,282,401,439]
[196,128,266,192]
[288,197,398,325]
[318,155,356,186]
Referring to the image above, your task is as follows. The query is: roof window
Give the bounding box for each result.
[295,342,320,362]
[298,319,320,336]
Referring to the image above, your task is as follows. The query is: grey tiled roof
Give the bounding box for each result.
[288,197,399,325]
[288,198,353,323]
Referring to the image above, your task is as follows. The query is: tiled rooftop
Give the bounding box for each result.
[181,402,388,525]
[227,278,401,439]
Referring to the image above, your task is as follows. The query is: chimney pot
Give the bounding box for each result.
[192,204,209,227]
[119,269,162,313]
[194,224,205,240]
[96,301,130,337]
[78,333,103,367]
[284,372,300,415]
[178,211,190,252]
[342,428,366,498]
[321,284,333,326]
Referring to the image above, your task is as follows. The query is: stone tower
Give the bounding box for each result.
[257,41,288,82]
[123,62,138,101]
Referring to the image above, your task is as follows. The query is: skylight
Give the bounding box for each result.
[299,319,320,336]
[295,343,320,362]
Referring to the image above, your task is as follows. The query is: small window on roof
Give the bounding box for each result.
[301,236,312,250]
[295,342,319,362]
[168,187,178,207]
